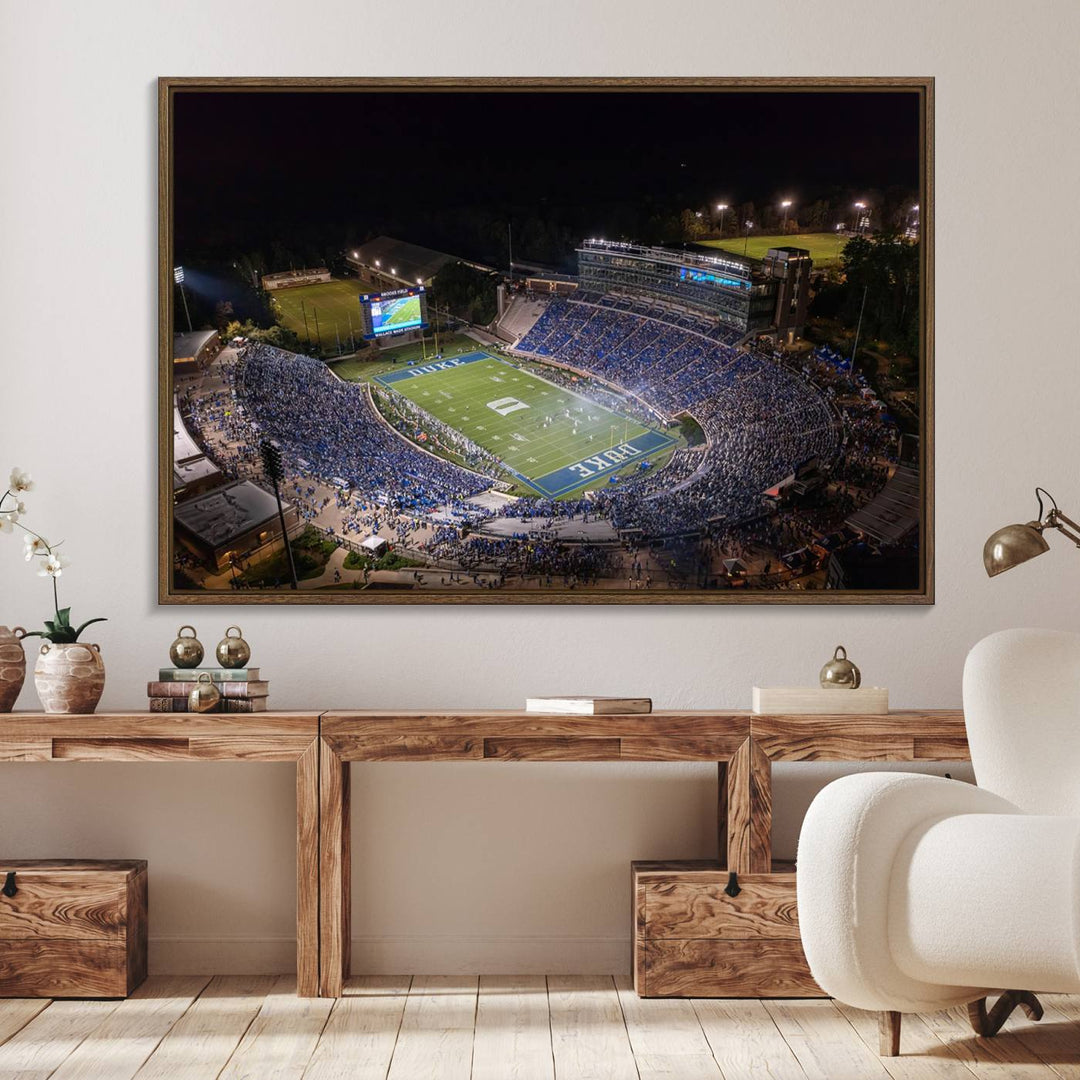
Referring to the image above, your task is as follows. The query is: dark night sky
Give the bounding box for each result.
[174,89,920,267]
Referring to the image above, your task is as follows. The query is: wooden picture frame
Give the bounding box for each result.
[160,77,933,605]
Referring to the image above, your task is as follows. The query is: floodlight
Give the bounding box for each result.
[173,266,185,284]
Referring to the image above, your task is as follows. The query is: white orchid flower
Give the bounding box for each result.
[23,534,49,560]
[0,510,18,533]
[38,552,69,578]
[8,469,33,493]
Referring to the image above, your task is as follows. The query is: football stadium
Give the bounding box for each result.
[170,89,921,597]
[172,225,917,596]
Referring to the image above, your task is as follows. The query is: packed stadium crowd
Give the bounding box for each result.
[420,525,616,587]
[175,290,903,589]
[233,344,492,513]
[516,297,841,533]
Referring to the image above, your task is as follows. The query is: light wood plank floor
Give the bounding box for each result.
[2,975,1079,1080]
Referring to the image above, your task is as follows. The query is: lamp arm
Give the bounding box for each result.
[1047,509,1080,548]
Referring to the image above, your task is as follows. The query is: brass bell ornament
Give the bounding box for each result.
[820,645,861,689]
[188,672,221,713]
[216,626,251,669]
[169,625,204,669]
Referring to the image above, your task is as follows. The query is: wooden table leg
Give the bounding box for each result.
[717,760,728,869]
[296,738,320,997]
[319,738,351,997]
[726,738,772,874]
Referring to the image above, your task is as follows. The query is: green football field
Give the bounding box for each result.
[374,352,677,498]
[700,232,848,267]
[268,279,364,351]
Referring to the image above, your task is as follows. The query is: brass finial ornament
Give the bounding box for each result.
[820,645,861,689]
[984,488,1079,577]
[216,626,251,669]
[187,672,221,713]
[169,625,204,668]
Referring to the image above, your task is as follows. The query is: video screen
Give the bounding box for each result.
[360,288,429,338]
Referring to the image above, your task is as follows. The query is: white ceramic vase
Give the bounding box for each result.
[34,641,106,714]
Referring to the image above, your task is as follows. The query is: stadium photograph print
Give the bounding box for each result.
[159,77,933,605]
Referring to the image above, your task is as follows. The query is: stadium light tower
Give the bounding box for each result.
[743,220,754,257]
[715,203,729,236]
[173,266,192,333]
[259,440,299,591]
[780,199,793,235]
[853,201,867,234]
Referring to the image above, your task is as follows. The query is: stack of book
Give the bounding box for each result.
[148,668,268,713]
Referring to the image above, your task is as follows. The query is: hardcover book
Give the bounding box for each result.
[147,696,268,713]
[525,696,652,715]
[147,680,269,699]
[158,668,261,681]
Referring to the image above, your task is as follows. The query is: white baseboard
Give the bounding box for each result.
[148,935,630,975]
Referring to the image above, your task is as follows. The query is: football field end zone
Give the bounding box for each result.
[371,351,490,385]
[529,429,677,498]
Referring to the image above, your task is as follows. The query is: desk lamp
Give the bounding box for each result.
[984,488,1080,577]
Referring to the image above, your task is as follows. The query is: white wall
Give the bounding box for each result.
[2,0,1079,974]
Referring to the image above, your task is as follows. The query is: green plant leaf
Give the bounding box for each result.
[73,617,107,641]
[55,607,71,627]
[43,620,56,634]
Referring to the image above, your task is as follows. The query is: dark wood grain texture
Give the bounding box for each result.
[726,739,772,874]
[0,940,130,998]
[319,738,350,998]
[296,739,319,998]
[0,861,147,998]
[323,710,749,742]
[0,711,320,740]
[642,939,819,998]
[632,861,818,998]
[0,873,127,940]
[751,709,967,761]
[644,877,800,940]
[483,737,621,761]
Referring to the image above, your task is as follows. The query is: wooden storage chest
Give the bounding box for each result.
[0,859,148,997]
[632,860,822,998]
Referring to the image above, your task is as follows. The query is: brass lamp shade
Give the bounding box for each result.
[983,522,1050,577]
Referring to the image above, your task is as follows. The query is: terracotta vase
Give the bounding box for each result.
[34,642,106,715]
[0,626,27,713]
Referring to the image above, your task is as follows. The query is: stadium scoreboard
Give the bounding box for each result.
[358,287,430,339]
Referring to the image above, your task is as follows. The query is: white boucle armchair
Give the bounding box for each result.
[797,628,1080,1056]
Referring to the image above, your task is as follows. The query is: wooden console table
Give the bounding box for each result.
[2,708,971,999]
[318,708,969,998]
[0,712,322,997]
